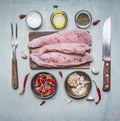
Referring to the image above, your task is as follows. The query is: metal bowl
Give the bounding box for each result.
[25,10,43,29]
[75,10,92,29]
[31,72,57,99]
[65,71,92,99]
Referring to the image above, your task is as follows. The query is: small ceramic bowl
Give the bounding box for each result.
[25,10,43,29]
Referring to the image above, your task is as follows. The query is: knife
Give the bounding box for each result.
[102,17,111,91]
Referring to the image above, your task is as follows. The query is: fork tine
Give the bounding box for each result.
[16,23,18,39]
[11,23,14,40]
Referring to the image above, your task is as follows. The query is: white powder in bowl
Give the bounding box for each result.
[26,10,42,29]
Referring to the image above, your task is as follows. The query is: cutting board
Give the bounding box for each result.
[29,31,90,69]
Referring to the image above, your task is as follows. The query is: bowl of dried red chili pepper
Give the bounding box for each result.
[31,72,57,99]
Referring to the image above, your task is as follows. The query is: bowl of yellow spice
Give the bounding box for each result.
[75,10,92,29]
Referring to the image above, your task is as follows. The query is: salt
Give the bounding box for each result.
[26,10,42,29]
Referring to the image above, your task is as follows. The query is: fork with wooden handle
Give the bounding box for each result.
[11,23,18,89]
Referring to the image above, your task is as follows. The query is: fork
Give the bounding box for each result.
[11,23,18,89]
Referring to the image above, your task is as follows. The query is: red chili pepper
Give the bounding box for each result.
[93,20,100,26]
[40,100,46,106]
[34,76,41,87]
[19,14,26,19]
[43,89,51,96]
[92,80,101,105]
[19,73,30,95]
[59,71,63,78]
[36,87,42,94]
[47,79,56,87]
[95,88,101,104]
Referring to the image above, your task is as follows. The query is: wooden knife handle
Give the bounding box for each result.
[103,61,111,91]
[12,58,18,89]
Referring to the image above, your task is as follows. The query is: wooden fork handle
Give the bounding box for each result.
[12,58,18,89]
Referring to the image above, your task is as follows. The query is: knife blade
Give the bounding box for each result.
[102,17,111,91]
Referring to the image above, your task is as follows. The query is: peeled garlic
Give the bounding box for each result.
[86,95,94,101]
[79,75,84,82]
[21,51,27,59]
[91,67,99,75]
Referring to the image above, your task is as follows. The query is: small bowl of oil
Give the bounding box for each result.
[75,10,92,29]
[50,10,68,29]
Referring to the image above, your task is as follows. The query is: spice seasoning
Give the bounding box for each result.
[25,10,43,29]
[19,14,26,19]
[40,100,46,106]
[95,87,101,104]
[31,72,57,99]
[92,80,101,104]
[19,73,30,95]
[77,13,89,26]
[75,10,92,28]
[93,20,100,26]
[59,71,63,78]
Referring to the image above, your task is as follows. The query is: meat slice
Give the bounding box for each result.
[29,29,92,48]
[30,52,93,68]
[31,43,90,56]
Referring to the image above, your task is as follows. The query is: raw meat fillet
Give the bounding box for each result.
[30,52,93,68]
[31,43,90,56]
[29,29,92,48]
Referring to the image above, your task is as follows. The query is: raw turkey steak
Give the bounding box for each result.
[30,52,93,68]
[31,43,90,56]
[29,29,93,68]
[29,29,92,48]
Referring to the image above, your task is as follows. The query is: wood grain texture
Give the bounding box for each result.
[103,60,111,91]
[12,58,18,89]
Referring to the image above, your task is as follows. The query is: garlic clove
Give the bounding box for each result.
[91,67,99,75]
[86,95,95,101]
[21,51,27,59]
[79,75,84,82]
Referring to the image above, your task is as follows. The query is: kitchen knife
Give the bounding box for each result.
[102,17,111,91]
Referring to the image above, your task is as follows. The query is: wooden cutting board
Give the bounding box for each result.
[29,31,90,69]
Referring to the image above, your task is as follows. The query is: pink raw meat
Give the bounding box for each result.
[30,52,93,68]
[29,29,92,48]
[31,43,90,56]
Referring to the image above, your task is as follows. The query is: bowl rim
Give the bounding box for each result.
[31,72,57,99]
[25,10,43,29]
[64,71,92,99]
[75,10,92,29]
[50,10,68,29]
